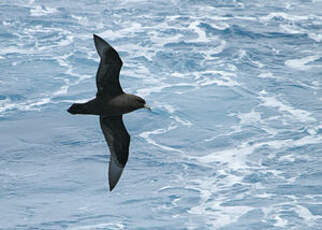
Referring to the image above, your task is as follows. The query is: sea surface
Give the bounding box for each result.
[1,0,322,229]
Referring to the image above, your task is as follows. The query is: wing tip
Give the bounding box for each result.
[109,181,117,191]
[93,34,110,58]
[93,33,100,40]
[108,157,125,192]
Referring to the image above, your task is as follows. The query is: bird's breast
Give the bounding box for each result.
[102,95,137,116]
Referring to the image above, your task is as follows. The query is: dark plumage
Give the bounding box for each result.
[67,34,151,191]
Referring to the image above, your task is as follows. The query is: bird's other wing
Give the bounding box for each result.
[93,34,123,98]
[99,115,130,191]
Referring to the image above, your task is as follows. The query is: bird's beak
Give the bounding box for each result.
[144,104,152,111]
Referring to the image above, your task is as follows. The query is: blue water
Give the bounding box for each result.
[1,0,322,229]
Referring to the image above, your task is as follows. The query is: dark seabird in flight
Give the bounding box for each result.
[67,34,151,191]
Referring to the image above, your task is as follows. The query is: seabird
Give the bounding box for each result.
[67,34,151,191]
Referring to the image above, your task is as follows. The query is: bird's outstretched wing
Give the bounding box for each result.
[99,115,130,191]
[93,34,123,98]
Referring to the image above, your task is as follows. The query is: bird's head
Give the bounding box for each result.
[132,95,151,111]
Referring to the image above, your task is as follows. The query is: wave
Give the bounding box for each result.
[30,5,58,17]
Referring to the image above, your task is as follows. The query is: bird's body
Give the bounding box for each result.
[68,93,145,116]
[67,34,150,191]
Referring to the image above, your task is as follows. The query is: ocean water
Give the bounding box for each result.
[1,0,322,229]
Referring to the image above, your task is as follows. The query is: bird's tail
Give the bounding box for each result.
[67,98,101,115]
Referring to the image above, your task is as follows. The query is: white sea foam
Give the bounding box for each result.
[136,83,170,97]
[260,12,310,22]
[255,193,273,198]
[196,70,239,87]
[274,214,288,227]
[112,21,144,38]
[152,103,192,127]
[309,33,322,42]
[257,72,279,79]
[187,176,252,228]
[294,205,319,226]
[292,134,322,146]
[23,24,67,34]
[53,84,69,96]
[189,201,252,229]
[234,16,257,21]
[207,39,226,56]
[172,115,192,127]
[0,97,51,113]
[0,99,16,113]
[57,35,74,47]
[279,154,296,162]
[117,42,155,61]
[186,123,322,228]
[237,110,262,125]
[161,104,175,114]
[238,50,264,68]
[238,49,247,58]
[67,223,124,230]
[280,24,304,35]
[259,94,316,122]
[136,68,238,99]
[30,5,58,17]
[211,22,230,30]
[272,48,280,54]
[0,51,94,114]
[136,82,195,97]
[171,72,186,79]
[193,129,322,172]
[2,21,10,26]
[98,30,124,40]
[26,98,51,109]
[307,124,322,136]
[57,98,93,104]
[253,60,264,68]
[285,55,321,70]
[141,69,238,94]
[312,81,320,87]
[0,46,32,55]
[279,23,322,43]
[149,31,183,47]
[195,142,252,170]
[196,76,239,87]
[71,14,89,26]
[54,54,92,96]
[122,64,150,78]
[188,21,209,43]
[139,123,182,153]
